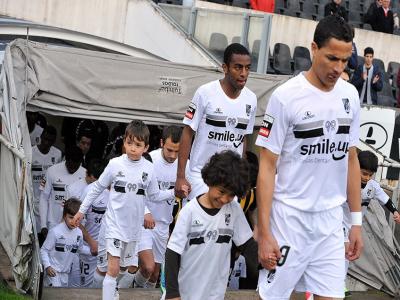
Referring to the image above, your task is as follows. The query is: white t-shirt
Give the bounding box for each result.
[31,145,62,201]
[361,179,389,214]
[39,162,86,229]
[30,124,43,146]
[183,80,257,178]
[66,178,88,201]
[228,255,247,290]
[147,148,178,225]
[40,221,89,273]
[256,74,360,212]
[167,199,252,300]
[79,154,174,243]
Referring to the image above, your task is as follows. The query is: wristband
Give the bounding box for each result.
[351,212,362,226]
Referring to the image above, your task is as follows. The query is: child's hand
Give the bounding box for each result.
[144,213,155,229]
[393,211,400,224]
[72,212,84,227]
[46,266,56,277]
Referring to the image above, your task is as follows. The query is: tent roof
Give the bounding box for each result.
[9,39,287,125]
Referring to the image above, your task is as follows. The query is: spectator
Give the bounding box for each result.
[369,0,394,34]
[324,0,348,22]
[348,27,358,70]
[397,67,400,107]
[250,0,275,13]
[364,0,382,25]
[351,47,383,105]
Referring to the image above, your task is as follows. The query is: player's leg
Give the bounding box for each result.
[147,263,161,288]
[103,238,123,300]
[136,249,155,287]
[148,223,169,287]
[68,254,81,287]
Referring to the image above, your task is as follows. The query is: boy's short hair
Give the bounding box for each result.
[201,150,250,198]
[313,15,353,48]
[358,150,378,173]
[364,47,374,56]
[76,129,93,142]
[223,43,250,66]
[42,125,57,137]
[87,158,105,179]
[125,120,150,146]
[63,198,81,216]
[162,125,182,144]
[65,145,83,163]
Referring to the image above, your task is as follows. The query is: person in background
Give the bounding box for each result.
[250,0,275,13]
[324,0,348,22]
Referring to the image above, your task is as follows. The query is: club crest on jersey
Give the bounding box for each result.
[113,239,121,249]
[259,114,274,138]
[367,188,372,197]
[324,120,337,134]
[225,213,231,226]
[142,172,148,182]
[51,157,55,164]
[185,102,196,120]
[342,98,350,114]
[246,104,251,116]
[205,230,218,242]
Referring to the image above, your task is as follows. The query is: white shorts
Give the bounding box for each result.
[80,254,97,287]
[138,223,169,264]
[258,201,345,300]
[44,271,69,287]
[187,171,208,200]
[68,254,81,287]
[97,236,136,273]
[341,202,351,243]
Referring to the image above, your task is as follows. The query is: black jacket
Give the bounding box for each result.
[324,2,348,22]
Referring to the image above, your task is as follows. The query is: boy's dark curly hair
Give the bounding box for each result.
[201,150,250,198]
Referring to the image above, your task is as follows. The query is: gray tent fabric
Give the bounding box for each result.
[0,38,287,295]
[348,199,400,296]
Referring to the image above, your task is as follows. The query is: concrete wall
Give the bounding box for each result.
[0,0,215,66]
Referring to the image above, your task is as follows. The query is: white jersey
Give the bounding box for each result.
[40,221,89,273]
[148,148,177,225]
[31,146,62,201]
[66,178,88,200]
[79,154,174,243]
[228,255,246,290]
[183,80,257,177]
[30,124,43,146]
[39,162,86,229]
[256,74,360,212]
[167,199,252,300]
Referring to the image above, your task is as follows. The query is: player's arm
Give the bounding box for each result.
[346,147,363,261]
[257,147,281,270]
[79,224,98,256]
[175,125,194,199]
[236,237,259,279]
[375,185,400,223]
[40,229,57,277]
[39,171,52,236]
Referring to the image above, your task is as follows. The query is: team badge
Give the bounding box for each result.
[225,213,231,226]
[185,102,197,120]
[142,172,148,182]
[324,120,337,133]
[367,188,372,197]
[226,117,238,128]
[51,157,55,164]
[246,104,251,116]
[113,239,121,249]
[342,98,350,114]
[259,114,274,138]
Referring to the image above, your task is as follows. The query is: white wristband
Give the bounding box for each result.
[351,212,362,226]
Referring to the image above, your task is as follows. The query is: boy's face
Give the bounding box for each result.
[206,185,235,209]
[64,213,77,230]
[123,136,149,161]
[77,136,92,155]
[360,169,374,186]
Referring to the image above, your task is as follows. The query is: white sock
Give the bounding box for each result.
[144,280,156,289]
[103,274,117,300]
[133,270,148,288]
[118,271,135,288]
[117,270,127,284]
[92,271,105,288]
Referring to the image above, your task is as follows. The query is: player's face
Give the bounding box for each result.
[64,213,77,229]
[65,160,81,174]
[360,169,374,185]
[124,136,149,161]
[77,136,92,155]
[161,137,180,163]
[39,133,56,152]
[207,186,235,209]
[223,54,251,90]
[310,38,352,91]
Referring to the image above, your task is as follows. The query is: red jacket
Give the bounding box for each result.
[250,0,275,13]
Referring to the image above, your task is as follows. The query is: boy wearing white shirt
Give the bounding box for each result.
[73,120,176,300]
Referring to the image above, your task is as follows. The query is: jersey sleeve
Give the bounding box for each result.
[182,88,206,132]
[40,228,56,269]
[373,181,389,205]
[246,98,257,135]
[232,202,253,246]
[349,95,360,147]
[255,93,290,155]
[167,206,191,255]
[146,170,174,202]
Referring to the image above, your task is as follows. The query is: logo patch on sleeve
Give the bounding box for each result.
[259,114,274,138]
[185,102,197,120]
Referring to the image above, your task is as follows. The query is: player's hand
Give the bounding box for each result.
[258,232,281,270]
[40,228,48,239]
[393,211,400,224]
[346,225,363,261]
[89,240,98,256]
[144,213,155,229]
[175,177,191,199]
[72,212,84,227]
[362,72,367,80]
[46,266,56,277]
